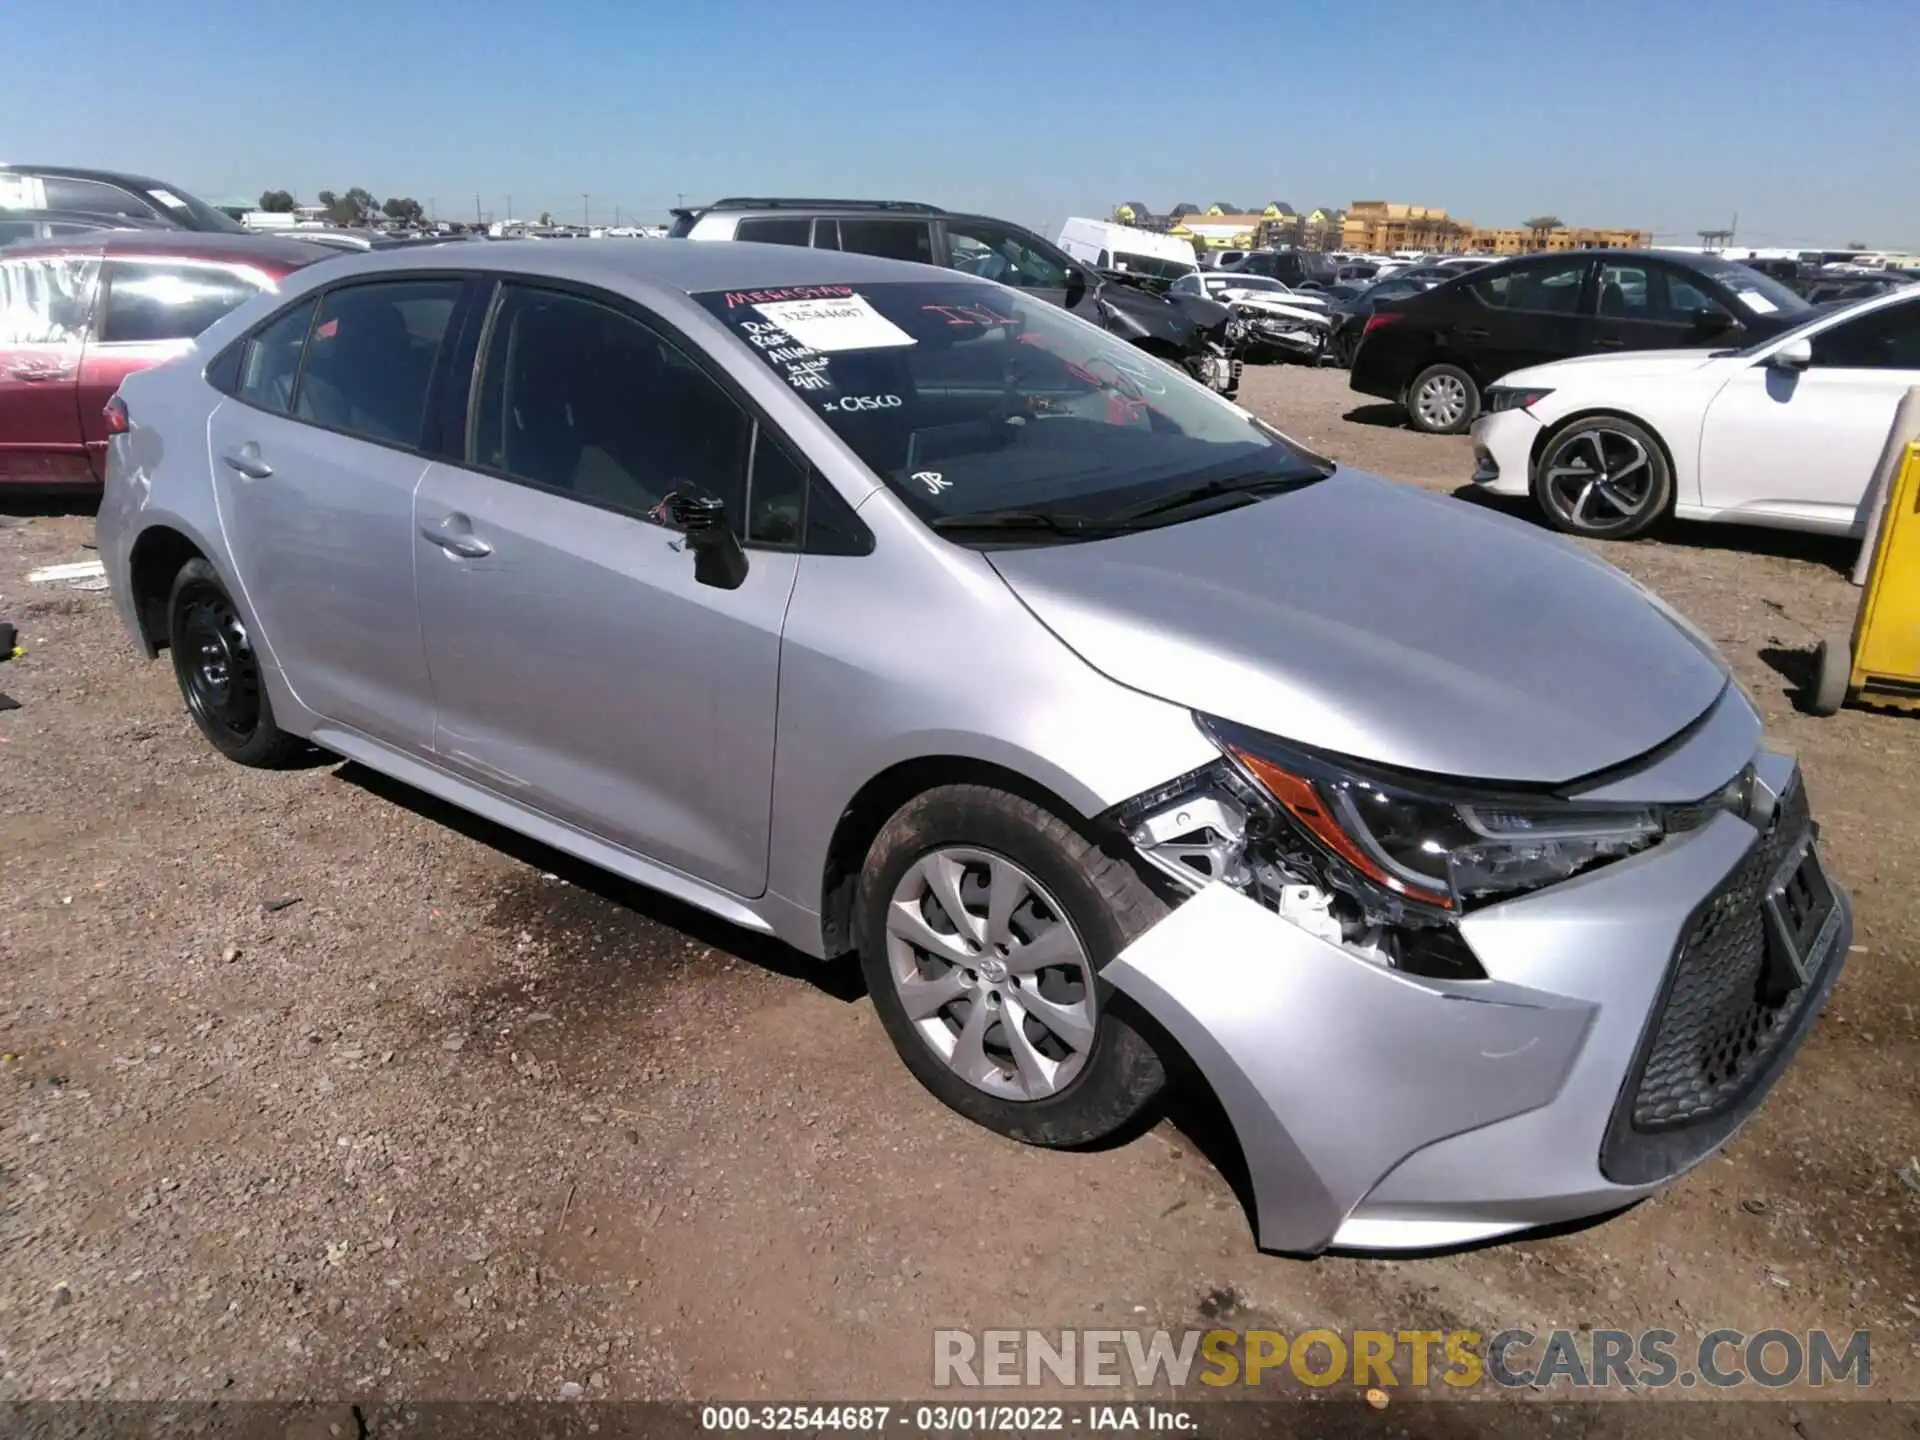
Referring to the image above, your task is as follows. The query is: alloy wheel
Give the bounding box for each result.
[175,585,262,745]
[1413,372,1469,429]
[1543,426,1656,530]
[884,848,1097,1102]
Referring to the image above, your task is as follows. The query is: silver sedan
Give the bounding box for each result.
[97,240,1850,1254]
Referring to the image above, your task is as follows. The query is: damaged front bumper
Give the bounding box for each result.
[1105,750,1851,1256]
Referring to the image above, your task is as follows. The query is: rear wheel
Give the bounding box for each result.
[1531,416,1673,540]
[1405,362,1479,434]
[856,784,1167,1147]
[167,558,307,767]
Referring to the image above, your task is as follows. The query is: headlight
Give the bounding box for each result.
[1202,717,1661,912]
[1483,386,1553,413]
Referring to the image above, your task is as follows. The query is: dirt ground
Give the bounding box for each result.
[1,364,1916,1407]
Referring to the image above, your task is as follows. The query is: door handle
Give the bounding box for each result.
[220,445,272,479]
[1593,336,1626,348]
[420,518,493,558]
[13,365,68,383]
[1455,327,1490,341]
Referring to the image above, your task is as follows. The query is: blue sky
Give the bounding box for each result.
[4,0,1914,246]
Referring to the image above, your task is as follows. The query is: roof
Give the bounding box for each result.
[262,237,995,296]
[2,230,335,271]
[1,162,178,190]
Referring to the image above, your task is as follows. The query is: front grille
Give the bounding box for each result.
[1631,780,1814,1130]
[1601,775,1846,1185]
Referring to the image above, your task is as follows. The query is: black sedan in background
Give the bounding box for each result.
[1348,249,1818,432]
[1325,274,1441,367]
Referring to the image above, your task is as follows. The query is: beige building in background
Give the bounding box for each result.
[1111,200,1652,256]
[1339,201,1651,254]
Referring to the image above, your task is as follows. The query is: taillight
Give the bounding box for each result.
[103,394,130,435]
[1361,312,1404,338]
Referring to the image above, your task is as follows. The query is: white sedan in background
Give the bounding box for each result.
[1470,285,1920,539]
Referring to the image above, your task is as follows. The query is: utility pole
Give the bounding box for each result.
[582,192,591,228]
[474,193,481,225]
[507,194,514,224]
[615,204,621,227]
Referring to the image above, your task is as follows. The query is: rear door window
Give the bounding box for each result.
[735,217,813,247]
[98,261,261,343]
[292,280,461,447]
[1471,259,1590,314]
[836,219,934,265]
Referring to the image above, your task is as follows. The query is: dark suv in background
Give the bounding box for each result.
[1349,249,1818,432]
[0,164,248,234]
[671,198,1242,396]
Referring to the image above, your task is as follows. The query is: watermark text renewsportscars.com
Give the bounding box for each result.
[933,1328,1872,1391]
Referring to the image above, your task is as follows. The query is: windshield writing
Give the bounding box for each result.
[697,279,1324,525]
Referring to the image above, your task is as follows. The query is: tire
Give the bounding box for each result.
[1531,415,1674,540]
[166,558,308,768]
[856,784,1168,1147]
[1809,633,1852,716]
[1405,361,1480,434]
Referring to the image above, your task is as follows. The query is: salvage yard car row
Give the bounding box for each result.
[0,159,1892,1258]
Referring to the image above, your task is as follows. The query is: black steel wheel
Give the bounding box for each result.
[166,558,307,767]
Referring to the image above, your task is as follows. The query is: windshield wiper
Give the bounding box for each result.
[1107,472,1322,524]
[926,508,1119,537]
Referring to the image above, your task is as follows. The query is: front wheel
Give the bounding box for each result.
[856,785,1167,1147]
[1531,416,1673,540]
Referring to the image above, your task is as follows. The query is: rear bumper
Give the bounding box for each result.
[1346,339,1405,402]
[93,454,146,652]
[1106,756,1849,1256]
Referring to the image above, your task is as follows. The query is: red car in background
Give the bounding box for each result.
[0,231,326,484]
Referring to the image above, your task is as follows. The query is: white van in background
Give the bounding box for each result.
[1058,217,1199,282]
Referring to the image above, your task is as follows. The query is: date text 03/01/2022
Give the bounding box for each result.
[697,1403,1198,1432]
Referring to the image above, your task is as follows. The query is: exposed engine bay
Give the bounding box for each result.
[1114,760,1404,972]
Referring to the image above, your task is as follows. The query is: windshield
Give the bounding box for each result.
[1112,251,1195,281]
[1208,274,1283,293]
[139,182,246,233]
[695,279,1326,525]
[1688,256,1809,317]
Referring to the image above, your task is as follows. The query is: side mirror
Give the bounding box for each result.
[1063,265,1088,308]
[1768,336,1813,371]
[1689,306,1734,335]
[667,487,749,589]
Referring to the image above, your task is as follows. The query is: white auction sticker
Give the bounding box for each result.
[1735,290,1778,314]
[752,295,915,352]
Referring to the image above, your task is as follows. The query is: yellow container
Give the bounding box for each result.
[1813,441,1920,714]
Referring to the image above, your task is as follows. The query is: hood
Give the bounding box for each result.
[1096,280,1205,349]
[986,471,1728,785]
[1222,288,1327,309]
[1233,298,1333,329]
[1500,348,1729,388]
